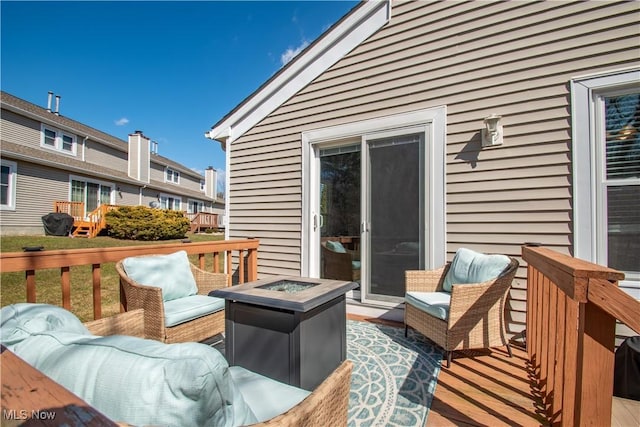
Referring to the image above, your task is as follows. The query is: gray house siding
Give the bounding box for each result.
[1,161,69,235]
[1,110,41,148]
[85,139,128,171]
[225,0,639,336]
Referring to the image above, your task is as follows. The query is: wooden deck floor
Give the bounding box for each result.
[347,313,548,427]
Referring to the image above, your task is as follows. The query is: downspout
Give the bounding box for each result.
[82,136,89,162]
[139,185,147,206]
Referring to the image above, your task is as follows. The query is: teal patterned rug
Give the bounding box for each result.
[347,320,442,427]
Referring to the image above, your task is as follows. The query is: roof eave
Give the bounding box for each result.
[204,0,391,147]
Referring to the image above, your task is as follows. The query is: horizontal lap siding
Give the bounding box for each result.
[1,111,41,147]
[228,0,639,333]
[85,140,127,171]
[1,161,69,234]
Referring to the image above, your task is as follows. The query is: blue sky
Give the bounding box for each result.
[1,0,359,190]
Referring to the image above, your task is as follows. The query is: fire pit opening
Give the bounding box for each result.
[258,280,320,293]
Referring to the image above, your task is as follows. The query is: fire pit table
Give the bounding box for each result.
[211,276,357,391]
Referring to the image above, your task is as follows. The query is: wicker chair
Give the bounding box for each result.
[85,310,353,427]
[115,258,227,343]
[405,256,519,368]
[321,241,360,282]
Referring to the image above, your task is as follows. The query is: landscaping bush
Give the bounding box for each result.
[105,206,190,241]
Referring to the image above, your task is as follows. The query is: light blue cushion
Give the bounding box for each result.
[0,304,258,427]
[123,250,198,302]
[442,248,510,293]
[0,303,90,347]
[325,240,346,253]
[164,295,225,327]
[405,291,451,321]
[229,366,311,423]
[352,260,361,270]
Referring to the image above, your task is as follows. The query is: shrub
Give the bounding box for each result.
[105,206,190,241]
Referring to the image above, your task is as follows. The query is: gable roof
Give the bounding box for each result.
[205,0,391,147]
[1,91,205,179]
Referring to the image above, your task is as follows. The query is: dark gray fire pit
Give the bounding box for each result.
[211,276,357,390]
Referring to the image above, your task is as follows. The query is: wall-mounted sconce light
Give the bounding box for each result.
[482,114,503,147]
[117,186,123,198]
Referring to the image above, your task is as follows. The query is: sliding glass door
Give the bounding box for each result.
[314,131,426,304]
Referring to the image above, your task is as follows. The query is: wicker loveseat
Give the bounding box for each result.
[116,250,227,343]
[0,304,353,427]
[405,248,519,367]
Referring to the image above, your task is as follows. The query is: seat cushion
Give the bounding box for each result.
[405,291,451,321]
[442,248,510,292]
[122,250,198,302]
[325,240,347,253]
[0,304,258,427]
[352,260,361,270]
[229,366,311,423]
[164,295,225,327]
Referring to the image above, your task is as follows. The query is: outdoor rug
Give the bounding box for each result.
[347,320,443,427]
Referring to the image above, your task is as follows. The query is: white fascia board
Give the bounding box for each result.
[206,0,391,144]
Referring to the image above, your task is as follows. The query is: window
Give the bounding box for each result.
[200,180,205,192]
[1,160,17,210]
[41,125,76,154]
[188,199,204,214]
[165,168,180,184]
[572,69,640,290]
[159,194,182,210]
[70,177,113,216]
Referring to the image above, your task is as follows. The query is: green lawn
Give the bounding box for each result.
[0,233,224,321]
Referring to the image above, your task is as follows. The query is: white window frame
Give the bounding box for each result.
[69,175,115,216]
[571,67,640,294]
[159,193,182,210]
[165,167,180,184]
[1,160,17,211]
[301,106,447,278]
[41,124,76,155]
[187,199,205,214]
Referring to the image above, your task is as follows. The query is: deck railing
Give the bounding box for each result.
[185,212,219,233]
[523,245,640,426]
[53,201,85,221]
[0,239,259,320]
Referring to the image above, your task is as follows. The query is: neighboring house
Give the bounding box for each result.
[205,0,639,339]
[1,91,224,236]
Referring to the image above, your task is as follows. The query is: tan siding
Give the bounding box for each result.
[0,161,69,234]
[227,0,640,329]
[150,161,164,182]
[1,110,41,148]
[85,140,127,171]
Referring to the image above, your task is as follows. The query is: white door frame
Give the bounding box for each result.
[301,107,447,300]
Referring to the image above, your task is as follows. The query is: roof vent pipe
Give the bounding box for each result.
[54,95,61,116]
[46,91,53,112]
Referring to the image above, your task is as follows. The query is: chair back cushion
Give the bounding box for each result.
[0,304,258,427]
[122,250,198,301]
[325,240,347,253]
[442,248,511,292]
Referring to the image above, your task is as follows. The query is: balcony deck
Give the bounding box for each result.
[347,313,547,427]
[1,241,638,426]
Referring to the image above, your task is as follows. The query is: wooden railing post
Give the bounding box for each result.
[522,245,636,427]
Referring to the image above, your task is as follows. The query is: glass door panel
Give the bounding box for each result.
[86,183,99,213]
[319,145,361,285]
[366,134,423,300]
